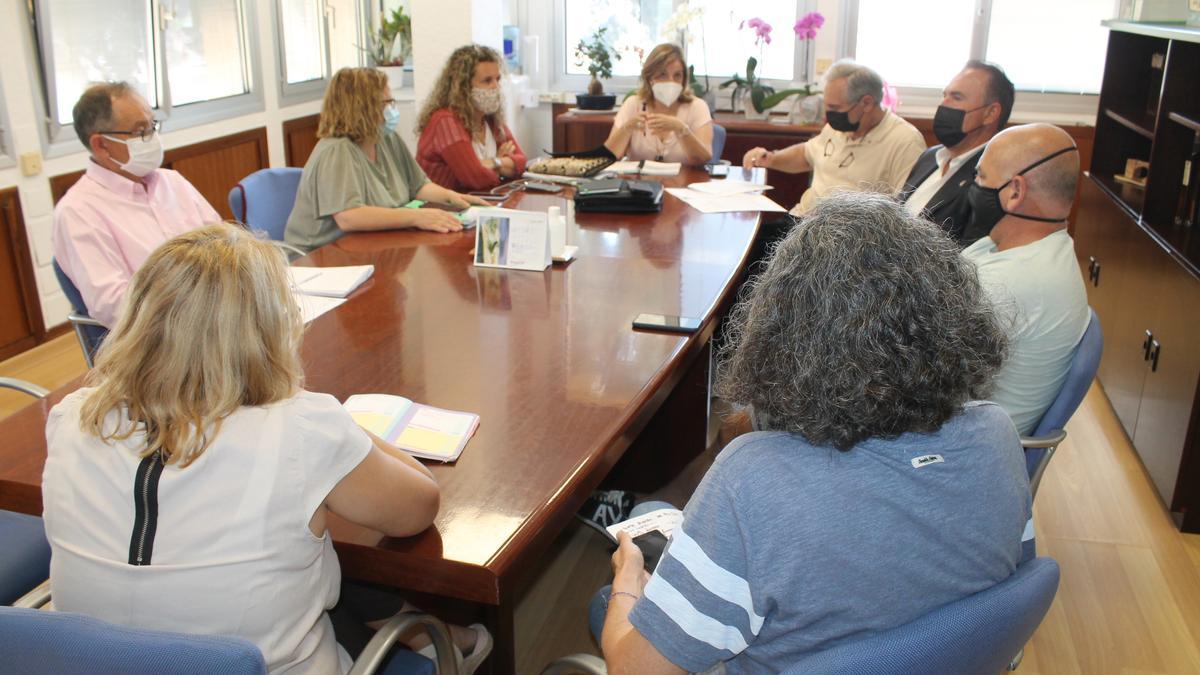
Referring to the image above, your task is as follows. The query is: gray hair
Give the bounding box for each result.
[72,82,134,149]
[825,59,883,107]
[716,191,1008,451]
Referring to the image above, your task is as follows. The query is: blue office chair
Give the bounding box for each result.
[51,259,108,369]
[783,557,1060,675]
[1023,307,1103,497]
[0,511,50,607]
[0,604,453,675]
[542,558,1060,675]
[707,123,727,166]
[0,378,51,607]
[0,607,268,674]
[229,167,304,242]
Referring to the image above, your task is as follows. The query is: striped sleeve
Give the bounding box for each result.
[416,110,500,192]
[628,475,763,672]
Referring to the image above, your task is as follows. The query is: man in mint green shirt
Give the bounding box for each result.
[963,123,1089,434]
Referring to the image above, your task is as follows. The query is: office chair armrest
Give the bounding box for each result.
[1020,429,1067,449]
[0,377,49,398]
[1021,429,1068,498]
[12,579,51,609]
[273,241,308,260]
[67,313,106,328]
[539,653,608,675]
[348,611,457,675]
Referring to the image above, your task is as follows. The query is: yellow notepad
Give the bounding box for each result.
[344,394,479,462]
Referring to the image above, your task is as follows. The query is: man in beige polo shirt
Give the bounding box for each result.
[743,59,925,215]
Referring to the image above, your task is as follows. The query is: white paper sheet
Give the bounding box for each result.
[293,293,346,324]
[288,265,374,298]
[664,188,788,214]
[686,180,773,196]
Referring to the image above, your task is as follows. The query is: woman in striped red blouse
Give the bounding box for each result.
[416,45,527,192]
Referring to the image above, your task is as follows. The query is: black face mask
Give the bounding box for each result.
[968,146,1079,232]
[932,104,988,148]
[826,97,864,133]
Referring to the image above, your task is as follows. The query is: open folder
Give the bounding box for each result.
[343,394,479,463]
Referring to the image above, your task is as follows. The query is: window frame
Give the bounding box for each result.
[552,0,812,98]
[841,0,1104,124]
[273,0,335,106]
[0,75,14,169]
[28,0,265,159]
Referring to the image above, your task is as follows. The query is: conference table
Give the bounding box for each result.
[0,167,764,673]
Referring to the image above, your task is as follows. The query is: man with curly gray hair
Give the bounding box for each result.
[599,192,1032,674]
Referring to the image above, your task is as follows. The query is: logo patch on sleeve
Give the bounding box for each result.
[911,454,945,468]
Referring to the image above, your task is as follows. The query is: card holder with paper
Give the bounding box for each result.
[473,207,551,271]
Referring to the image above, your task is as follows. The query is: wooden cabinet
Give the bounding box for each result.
[1076,21,1200,529]
[0,188,45,361]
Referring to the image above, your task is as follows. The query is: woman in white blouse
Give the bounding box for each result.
[604,43,713,165]
[42,223,487,673]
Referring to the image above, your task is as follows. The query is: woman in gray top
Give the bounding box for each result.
[285,68,490,252]
[600,192,1032,674]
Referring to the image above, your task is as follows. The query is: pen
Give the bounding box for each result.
[637,159,645,176]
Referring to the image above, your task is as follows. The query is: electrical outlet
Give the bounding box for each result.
[815,58,833,76]
[19,151,43,177]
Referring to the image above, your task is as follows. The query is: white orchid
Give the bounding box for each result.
[660,2,706,43]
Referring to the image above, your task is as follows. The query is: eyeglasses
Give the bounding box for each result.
[96,119,161,142]
[824,138,855,168]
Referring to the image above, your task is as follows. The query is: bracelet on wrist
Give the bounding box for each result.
[610,590,640,605]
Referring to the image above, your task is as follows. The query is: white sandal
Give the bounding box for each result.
[415,623,493,675]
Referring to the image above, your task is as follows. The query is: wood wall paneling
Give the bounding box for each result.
[0,188,47,361]
[48,128,270,223]
[283,114,321,168]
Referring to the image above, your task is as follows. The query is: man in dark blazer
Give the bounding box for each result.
[899,61,1014,247]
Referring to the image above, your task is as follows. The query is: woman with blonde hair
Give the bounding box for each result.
[42,223,490,673]
[416,44,527,192]
[286,67,488,253]
[604,43,713,165]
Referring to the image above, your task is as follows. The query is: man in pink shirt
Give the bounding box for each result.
[53,82,220,327]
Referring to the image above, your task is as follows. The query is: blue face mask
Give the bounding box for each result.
[382,105,401,134]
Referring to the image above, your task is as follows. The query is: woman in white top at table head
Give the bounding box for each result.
[604,43,714,166]
[41,223,489,673]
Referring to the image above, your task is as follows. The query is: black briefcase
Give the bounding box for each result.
[574,179,664,213]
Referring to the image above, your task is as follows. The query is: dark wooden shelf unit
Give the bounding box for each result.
[1077,21,1200,531]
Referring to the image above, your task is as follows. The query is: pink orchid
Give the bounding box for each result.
[880,81,901,112]
[740,17,773,45]
[793,12,825,41]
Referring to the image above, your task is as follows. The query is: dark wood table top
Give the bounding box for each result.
[0,168,760,606]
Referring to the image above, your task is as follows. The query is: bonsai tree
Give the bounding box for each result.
[363,6,412,67]
[574,27,620,96]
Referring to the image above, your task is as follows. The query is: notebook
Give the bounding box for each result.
[343,394,479,463]
[288,265,375,298]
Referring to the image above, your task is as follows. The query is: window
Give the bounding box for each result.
[276,0,333,103]
[30,0,261,154]
[559,1,809,87]
[0,79,12,168]
[849,0,1114,95]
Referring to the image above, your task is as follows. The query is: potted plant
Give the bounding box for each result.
[721,15,822,121]
[574,27,619,110]
[663,3,716,110]
[362,7,412,91]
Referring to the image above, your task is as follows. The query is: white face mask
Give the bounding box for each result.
[651,82,683,107]
[471,87,503,115]
[104,133,164,177]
